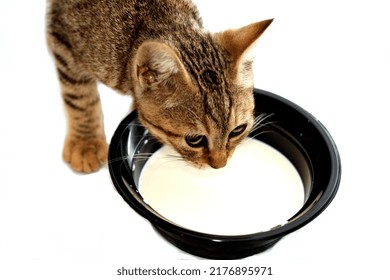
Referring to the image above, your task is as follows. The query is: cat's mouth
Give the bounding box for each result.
[177,150,231,170]
[207,151,228,169]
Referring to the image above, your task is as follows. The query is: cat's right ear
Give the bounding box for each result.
[134,41,184,90]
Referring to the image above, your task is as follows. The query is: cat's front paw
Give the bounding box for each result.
[63,136,108,173]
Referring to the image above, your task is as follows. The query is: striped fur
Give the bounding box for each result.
[46,0,272,172]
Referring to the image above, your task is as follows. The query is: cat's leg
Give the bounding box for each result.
[59,77,108,173]
[48,38,107,173]
[60,79,108,173]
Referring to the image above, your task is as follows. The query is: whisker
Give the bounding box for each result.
[108,151,154,166]
[163,153,186,163]
[143,153,184,169]
[133,152,155,157]
[164,156,184,161]
[251,113,274,129]
[132,153,155,164]
[250,113,274,133]
[107,155,130,164]
[247,130,273,141]
[238,113,275,148]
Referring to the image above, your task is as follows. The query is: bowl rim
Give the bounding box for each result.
[108,88,341,245]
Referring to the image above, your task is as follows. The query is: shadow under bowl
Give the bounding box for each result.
[108,88,341,259]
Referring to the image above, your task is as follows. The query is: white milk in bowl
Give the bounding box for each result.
[139,138,304,236]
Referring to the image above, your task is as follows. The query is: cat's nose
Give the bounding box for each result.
[208,152,227,169]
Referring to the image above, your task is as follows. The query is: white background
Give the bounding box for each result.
[1,0,389,279]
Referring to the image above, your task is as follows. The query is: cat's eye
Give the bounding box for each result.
[229,124,247,138]
[185,135,207,148]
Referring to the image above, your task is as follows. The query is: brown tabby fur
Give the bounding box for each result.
[46,0,272,173]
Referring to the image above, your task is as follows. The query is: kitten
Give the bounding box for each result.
[46,0,272,173]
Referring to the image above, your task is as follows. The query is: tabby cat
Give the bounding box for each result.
[46,0,272,173]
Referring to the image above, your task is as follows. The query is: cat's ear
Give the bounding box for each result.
[215,19,273,87]
[134,41,184,90]
[215,19,273,61]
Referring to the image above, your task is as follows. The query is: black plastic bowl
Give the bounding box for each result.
[108,88,341,259]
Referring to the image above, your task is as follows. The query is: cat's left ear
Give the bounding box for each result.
[215,19,273,87]
[215,19,273,61]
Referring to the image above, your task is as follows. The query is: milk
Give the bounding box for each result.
[139,138,304,236]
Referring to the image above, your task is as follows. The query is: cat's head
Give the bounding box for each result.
[131,19,272,168]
